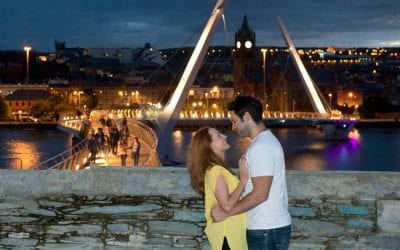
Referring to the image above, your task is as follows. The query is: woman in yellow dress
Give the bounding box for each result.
[187,126,248,250]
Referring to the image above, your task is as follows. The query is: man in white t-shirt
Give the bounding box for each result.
[212,95,291,249]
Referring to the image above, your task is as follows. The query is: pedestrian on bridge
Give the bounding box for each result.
[109,122,120,156]
[119,136,129,166]
[131,136,141,166]
[94,127,105,157]
[87,134,98,165]
[103,134,110,163]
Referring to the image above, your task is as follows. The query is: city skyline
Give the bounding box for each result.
[1,0,400,52]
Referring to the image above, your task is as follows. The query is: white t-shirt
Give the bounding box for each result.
[244,130,291,230]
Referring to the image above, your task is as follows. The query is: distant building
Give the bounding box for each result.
[0,83,48,97]
[82,42,166,66]
[4,89,50,118]
[337,87,363,108]
[55,39,85,61]
[233,15,264,100]
[49,79,171,110]
[83,47,137,64]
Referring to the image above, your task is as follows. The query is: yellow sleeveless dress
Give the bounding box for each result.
[204,165,247,250]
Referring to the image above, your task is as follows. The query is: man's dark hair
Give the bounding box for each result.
[227,96,263,122]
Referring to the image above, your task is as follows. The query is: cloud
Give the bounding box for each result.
[1,0,399,52]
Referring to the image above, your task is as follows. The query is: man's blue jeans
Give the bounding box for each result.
[246,224,291,250]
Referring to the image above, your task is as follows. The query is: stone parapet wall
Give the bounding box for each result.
[0,168,400,249]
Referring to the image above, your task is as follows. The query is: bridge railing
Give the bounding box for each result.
[127,119,160,166]
[59,115,83,131]
[91,109,161,167]
[264,111,324,119]
[263,111,362,120]
[89,109,358,121]
[125,109,348,120]
[32,137,89,170]
[30,112,91,170]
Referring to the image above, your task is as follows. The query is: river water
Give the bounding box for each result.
[164,127,400,171]
[0,127,399,171]
[0,129,71,169]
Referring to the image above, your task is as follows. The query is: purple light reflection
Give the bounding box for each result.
[324,129,362,170]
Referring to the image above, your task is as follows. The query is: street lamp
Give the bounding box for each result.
[205,92,209,110]
[23,46,31,84]
[292,99,296,112]
[328,93,332,109]
[212,86,219,98]
[261,48,267,100]
[135,91,139,103]
[281,91,286,112]
[73,90,83,109]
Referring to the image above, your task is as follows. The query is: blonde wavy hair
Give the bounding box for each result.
[187,126,231,197]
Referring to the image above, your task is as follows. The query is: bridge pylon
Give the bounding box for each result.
[155,0,228,162]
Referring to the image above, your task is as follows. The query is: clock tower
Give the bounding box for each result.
[234,15,261,98]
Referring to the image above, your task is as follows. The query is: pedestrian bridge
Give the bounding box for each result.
[132,109,357,140]
[29,110,161,170]
[29,108,356,170]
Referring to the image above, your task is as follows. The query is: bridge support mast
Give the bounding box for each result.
[277,16,329,117]
[156,0,228,161]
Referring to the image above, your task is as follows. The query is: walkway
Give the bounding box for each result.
[88,136,152,167]
[88,114,157,167]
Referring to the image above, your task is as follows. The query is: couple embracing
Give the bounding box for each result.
[187,96,292,250]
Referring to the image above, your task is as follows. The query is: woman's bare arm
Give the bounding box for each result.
[214,158,249,212]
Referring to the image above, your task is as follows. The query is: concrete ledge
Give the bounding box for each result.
[0,167,194,198]
[1,168,400,249]
[1,168,399,199]
[286,170,400,199]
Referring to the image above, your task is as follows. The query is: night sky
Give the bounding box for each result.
[1,0,400,52]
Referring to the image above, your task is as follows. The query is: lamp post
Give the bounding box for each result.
[328,93,332,109]
[261,48,267,100]
[348,92,353,102]
[74,90,83,109]
[212,86,219,98]
[23,46,31,84]
[292,99,296,112]
[135,91,139,104]
[281,91,286,112]
[205,92,209,112]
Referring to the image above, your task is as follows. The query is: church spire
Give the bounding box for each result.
[240,14,251,35]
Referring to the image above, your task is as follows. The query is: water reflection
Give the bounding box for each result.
[322,129,362,171]
[289,155,325,171]
[6,140,40,169]
[0,130,70,169]
[348,129,361,142]
[170,130,194,163]
[1,127,399,171]
[165,127,400,172]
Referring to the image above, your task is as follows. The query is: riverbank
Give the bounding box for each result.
[0,121,58,129]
